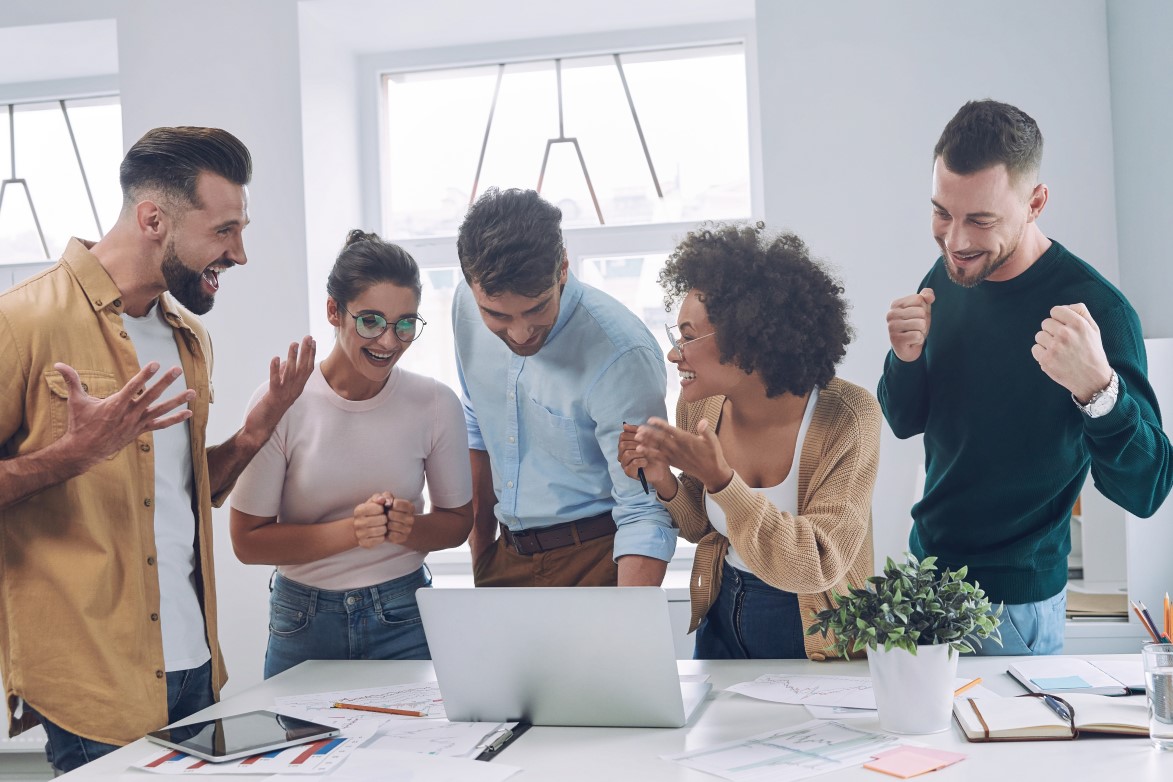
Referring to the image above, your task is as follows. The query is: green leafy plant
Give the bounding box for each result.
[806,553,1003,656]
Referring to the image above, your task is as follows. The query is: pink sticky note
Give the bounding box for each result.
[863,746,966,779]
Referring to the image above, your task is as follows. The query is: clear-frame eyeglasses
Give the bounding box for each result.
[665,323,715,360]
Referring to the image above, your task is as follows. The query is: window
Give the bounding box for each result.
[0,95,122,264]
[382,43,749,238]
[367,35,757,571]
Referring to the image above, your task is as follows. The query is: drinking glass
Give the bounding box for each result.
[1142,642,1173,750]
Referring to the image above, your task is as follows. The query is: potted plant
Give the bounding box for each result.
[807,553,1002,734]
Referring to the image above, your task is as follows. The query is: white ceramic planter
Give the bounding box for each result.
[867,643,959,734]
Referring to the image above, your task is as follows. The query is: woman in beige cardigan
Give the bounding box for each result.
[619,223,879,660]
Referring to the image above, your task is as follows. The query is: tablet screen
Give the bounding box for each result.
[145,710,339,763]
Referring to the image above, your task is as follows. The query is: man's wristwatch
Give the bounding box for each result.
[1073,370,1119,418]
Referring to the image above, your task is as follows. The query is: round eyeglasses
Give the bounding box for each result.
[343,308,427,342]
[665,323,715,360]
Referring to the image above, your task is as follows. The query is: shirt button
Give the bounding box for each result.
[144,498,152,507]
[150,613,159,621]
[156,670,164,679]
[81,383,89,393]
[508,391,515,400]
[140,443,151,452]
[508,436,516,443]
[113,299,122,308]
[120,331,128,339]
[95,299,103,307]
[506,481,514,489]
[147,556,156,566]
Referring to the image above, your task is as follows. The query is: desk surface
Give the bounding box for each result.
[63,655,1171,781]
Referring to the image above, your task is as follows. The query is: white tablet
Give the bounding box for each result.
[145,710,340,763]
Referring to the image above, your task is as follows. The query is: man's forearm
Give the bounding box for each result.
[206,427,268,500]
[0,438,97,511]
[617,554,668,587]
[467,449,498,560]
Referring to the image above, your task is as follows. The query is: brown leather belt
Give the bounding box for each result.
[500,513,615,555]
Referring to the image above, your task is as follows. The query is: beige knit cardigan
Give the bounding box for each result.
[660,377,880,661]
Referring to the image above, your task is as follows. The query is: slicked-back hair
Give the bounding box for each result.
[659,222,852,398]
[457,187,565,298]
[934,100,1043,184]
[327,229,422,308]
[119,126,252,208]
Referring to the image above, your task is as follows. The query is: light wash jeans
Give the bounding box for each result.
[972,591,1067,656]
[264,567,432,679]
[34,659,214,774]
[694,562,806,659]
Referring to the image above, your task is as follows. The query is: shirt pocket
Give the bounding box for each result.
[43,369,120,441]
[521,396,583,465]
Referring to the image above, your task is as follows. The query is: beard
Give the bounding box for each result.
[161,241,216,315]
[942,240,1017,289]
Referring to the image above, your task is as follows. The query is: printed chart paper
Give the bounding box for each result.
[274,681,447,720]
[662,719,900,782]
[133,735,363,775]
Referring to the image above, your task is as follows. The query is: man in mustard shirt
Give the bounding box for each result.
[0,127,315,773]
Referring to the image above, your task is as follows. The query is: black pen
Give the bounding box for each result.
[622,421,651,494]
[1042,694,1071,722]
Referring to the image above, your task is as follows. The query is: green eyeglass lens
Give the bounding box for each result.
[352,312,425,342]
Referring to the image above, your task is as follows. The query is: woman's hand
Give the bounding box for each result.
[619,422,674,495]
[352,494,390,548]
[385,495,416,545]
[636,417,734,494]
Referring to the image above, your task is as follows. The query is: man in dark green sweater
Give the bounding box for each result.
[878,100,1172,655]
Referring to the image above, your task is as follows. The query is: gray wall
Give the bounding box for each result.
[1108,0,1173,339]
[755,0,1124,564]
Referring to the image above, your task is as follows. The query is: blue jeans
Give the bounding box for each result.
[264,567,432,679]
[972,591,1067,656]
[34,659,214,774]
[694,562,806,659]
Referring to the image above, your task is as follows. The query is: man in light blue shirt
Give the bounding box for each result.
[454,188,676,587]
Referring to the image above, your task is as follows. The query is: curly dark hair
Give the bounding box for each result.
[659,222,852,397]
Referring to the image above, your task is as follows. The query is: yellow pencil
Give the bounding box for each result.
[953,677,982,697]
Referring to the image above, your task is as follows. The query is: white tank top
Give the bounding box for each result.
[704,387,819,574]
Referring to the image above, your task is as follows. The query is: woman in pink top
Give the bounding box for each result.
[230,230,473,677]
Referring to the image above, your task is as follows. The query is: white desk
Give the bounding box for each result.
[61,655,1171,781]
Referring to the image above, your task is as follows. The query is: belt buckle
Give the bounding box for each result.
[507,527,539,555]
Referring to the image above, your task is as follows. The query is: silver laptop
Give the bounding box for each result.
[417,587,710,728]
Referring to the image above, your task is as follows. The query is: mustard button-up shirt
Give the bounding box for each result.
[0,239,226,745]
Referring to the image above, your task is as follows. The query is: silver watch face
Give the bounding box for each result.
[1084,374,1119,418]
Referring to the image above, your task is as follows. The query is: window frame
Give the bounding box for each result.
[358,24,763,574]
[0,76,120,266]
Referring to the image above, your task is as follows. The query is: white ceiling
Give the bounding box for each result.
[297,0,754,54]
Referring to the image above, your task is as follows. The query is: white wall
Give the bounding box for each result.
[754,0,1123,567]
[1107,0,1173,339]
[116,0,312,696]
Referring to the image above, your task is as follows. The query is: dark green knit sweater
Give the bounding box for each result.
[878,240,1171,604]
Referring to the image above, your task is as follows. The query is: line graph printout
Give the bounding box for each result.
[274,682,446,720]
[726,674,878,709]
[662,720,899,782]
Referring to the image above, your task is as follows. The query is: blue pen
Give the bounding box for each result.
[1042,694,1071,723]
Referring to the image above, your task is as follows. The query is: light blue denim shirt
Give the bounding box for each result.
[453,271,677,562]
